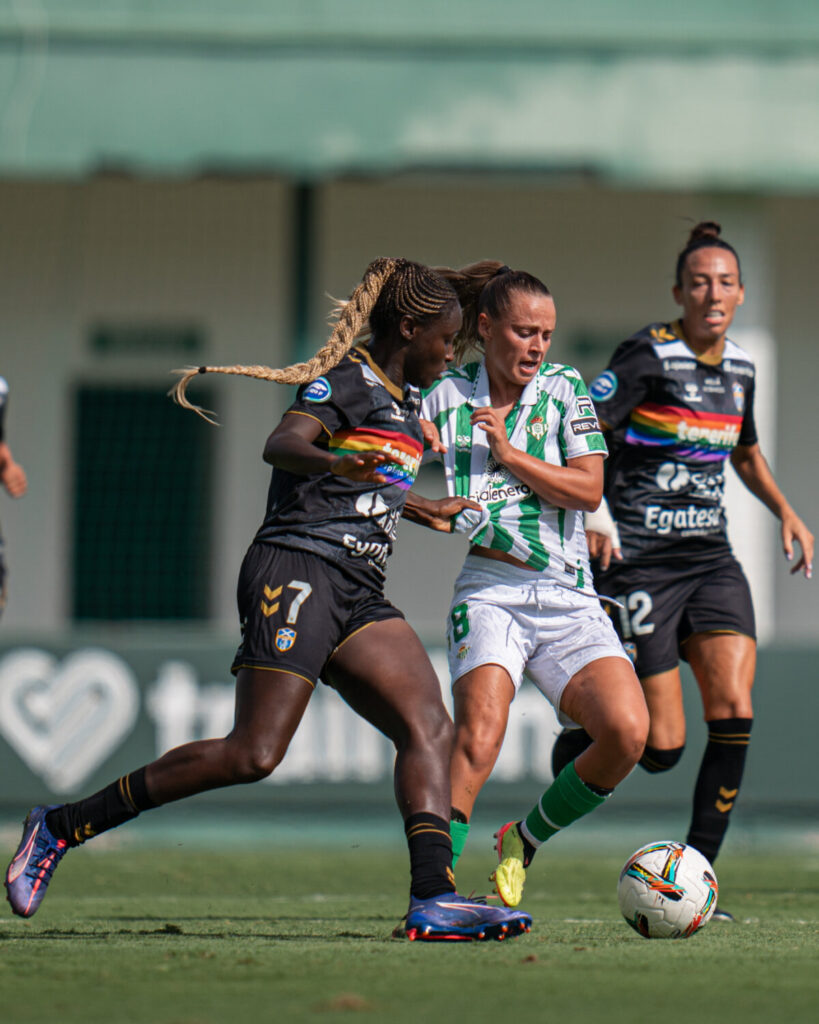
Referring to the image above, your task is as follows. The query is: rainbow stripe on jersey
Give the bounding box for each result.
[625,402,743,462]
[329,427,422,489]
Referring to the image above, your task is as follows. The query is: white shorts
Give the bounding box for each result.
[446,554,631,725]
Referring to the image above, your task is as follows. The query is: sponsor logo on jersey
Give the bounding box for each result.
[655,462,724,500]
[723,360,753,377]
[703,376,725,394]
[676,419,740,447]
[590,370,617,402]
[527,415,545,440]
[644,504,722,535]
[303,377,332,402]
[275,628,297,652]
[470,483,531,503]
[356,491,390,518]
[663,359,697,372]
[571,417,600,436]
[683,381,702,403]
[732,381,745,412]
[342,533,390,568]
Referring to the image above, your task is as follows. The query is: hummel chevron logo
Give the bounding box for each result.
[261,584,282,618]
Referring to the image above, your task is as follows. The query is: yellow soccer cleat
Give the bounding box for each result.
[491,821,527,908]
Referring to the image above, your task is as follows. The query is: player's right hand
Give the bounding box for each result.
[330,452,388,483]
[586,529,621,571]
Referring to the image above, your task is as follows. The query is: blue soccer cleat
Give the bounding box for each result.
[403,892,532,941]
[5,805,68,917]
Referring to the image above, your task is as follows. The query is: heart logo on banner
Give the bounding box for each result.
[0,647,139,793]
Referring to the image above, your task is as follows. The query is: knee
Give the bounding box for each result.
[639,744,685,774]
[225,737,286,784]
[396,705,454,757]
[455,718,506,774]
[600,708,650,769]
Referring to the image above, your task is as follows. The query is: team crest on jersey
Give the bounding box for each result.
[623,640,638,664]
[303,377,332,402]
[275,628,297,652]
[457,643,470,660]
[732,382,745,412]
[527,415,545,440]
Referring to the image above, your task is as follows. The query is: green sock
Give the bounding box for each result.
[522,761,609,845]
[450,820,470,866]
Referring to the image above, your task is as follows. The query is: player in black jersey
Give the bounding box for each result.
[0,376,28,619]
[5,257,532,942]
[553,223,814,920]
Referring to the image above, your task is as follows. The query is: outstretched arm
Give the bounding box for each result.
[403,492,482,533]
[0,441,26,498]
[730,442,814,578]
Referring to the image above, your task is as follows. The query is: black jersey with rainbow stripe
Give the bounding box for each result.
[254,345,423,584]
[589,321,757,564]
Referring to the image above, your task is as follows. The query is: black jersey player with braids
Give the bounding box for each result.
[5,257,531,942]
[555,222,814,920]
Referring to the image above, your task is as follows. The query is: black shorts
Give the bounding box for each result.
[596,554,756,678]
[231,543,404,685]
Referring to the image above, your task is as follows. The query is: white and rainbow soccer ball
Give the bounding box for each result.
[618,841,718,939]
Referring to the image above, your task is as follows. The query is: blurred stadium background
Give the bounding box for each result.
[0,1,817,845]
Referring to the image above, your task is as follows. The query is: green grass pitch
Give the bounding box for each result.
[1,842,817,1024]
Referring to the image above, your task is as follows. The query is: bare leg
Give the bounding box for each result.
[145,667,315,803]
[450,666,515,819]
[326,618,453,819]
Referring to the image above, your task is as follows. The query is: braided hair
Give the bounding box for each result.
[172,257,458,423]
[675,221,742,287]
[435,260,552,363]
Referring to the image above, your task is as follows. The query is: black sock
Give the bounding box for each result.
[686,718,752,864]
[405,812,455,900]
[551,727,593,777]
[46,767,157,847]
[450,806,469,824]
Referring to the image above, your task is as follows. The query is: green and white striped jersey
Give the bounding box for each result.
[421,359,607,594]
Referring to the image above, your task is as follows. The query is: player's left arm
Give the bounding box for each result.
[730,442,814,578]
[0,441,27,498]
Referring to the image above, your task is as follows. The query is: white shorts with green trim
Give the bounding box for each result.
[446,554,630,725]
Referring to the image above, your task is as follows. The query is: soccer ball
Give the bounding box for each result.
[617,841,718,939]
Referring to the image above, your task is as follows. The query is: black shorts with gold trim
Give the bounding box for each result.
[231,542,403,685]
[596,553,756,678]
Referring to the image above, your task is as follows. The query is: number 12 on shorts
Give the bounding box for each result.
[613,590,655,638]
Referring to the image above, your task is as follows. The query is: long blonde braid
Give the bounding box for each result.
[171,256,403,423]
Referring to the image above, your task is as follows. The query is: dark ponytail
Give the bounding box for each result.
[675,221,742,287]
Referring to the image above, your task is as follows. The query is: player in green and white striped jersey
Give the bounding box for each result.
[406,262,648,908]
[421,355,606,593]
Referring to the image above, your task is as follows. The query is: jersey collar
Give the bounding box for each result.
[354,344,404,401]
[468,360,542,408]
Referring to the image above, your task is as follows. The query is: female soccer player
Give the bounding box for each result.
[405,262,649,907]
[4,257,531,942]
[559,222,814,919]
